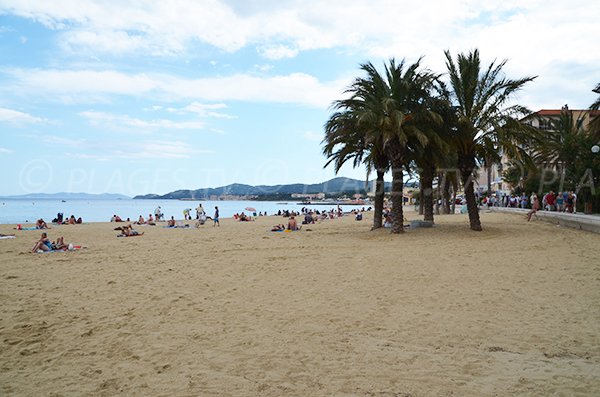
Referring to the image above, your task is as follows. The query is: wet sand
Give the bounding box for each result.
[1,211,599,396]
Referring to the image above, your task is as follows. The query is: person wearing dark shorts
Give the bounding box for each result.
[213,206,220,227]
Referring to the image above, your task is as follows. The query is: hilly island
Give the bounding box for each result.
[134,177,394,200]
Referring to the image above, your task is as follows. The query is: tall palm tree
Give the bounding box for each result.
[357,59,437,233]
[444,49,536,231]
[323,108,388,229]
[533,109,586,167]
[410,85,453,222]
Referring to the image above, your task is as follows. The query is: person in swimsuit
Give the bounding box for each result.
[213,206,220,227]
[527,193,540,221]
[287,216,300,231]
[32,232,52,252]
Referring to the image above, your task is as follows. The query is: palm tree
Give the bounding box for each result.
[323,108,388,229]
[589,83,600,134]
[357,59,438,233]
[410,85,453,222]
[444,49,536,231]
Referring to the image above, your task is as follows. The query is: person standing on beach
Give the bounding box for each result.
[196,203,204,219]
[527,193,540,221]
[213,206,219,227]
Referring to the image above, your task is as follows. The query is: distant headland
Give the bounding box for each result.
[134,177,397,201]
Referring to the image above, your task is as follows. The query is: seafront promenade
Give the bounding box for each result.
[490,207,600,234]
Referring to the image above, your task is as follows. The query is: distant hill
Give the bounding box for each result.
[134,177,393,199]
[3,192,130,200]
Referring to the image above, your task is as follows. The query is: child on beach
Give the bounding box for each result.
[213,206,219,227]
[527,193,540,221]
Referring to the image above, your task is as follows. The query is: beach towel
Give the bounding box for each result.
[0,235,16,239]
[117,233,144,237]
[18,227,38,230]
[36,245,82,253]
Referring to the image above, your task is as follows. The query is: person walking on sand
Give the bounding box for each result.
[527,193,540,221]
[213,206,220,227]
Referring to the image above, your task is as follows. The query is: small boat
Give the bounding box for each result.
[61,200,66,202]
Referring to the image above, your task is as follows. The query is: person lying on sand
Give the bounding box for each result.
[116,224,143,237]
[271,224,286,231]
[51,236,68,250]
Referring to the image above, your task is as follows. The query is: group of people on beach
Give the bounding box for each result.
[482,191,577,213]
[109,204,220,234]
[523,191,578,221]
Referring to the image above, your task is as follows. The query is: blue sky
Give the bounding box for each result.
[1,0,599,196]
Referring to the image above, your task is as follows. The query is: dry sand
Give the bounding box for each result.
[1,210,599,396]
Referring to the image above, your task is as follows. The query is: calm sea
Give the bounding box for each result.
[0,199,366,224]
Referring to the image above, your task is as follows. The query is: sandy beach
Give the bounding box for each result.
[1,211,599,396]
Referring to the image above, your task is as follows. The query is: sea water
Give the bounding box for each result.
[0,199,366,224]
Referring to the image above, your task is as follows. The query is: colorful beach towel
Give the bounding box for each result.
[36,245,82,253]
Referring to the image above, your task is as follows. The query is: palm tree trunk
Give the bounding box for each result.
[450,178,457,215]
[486,159,493,194]
[442,175,451,214]
[459,154,482,231]
[418,184,424,215]
[421,166,434,223]
[372,169,385,229]
[390,164,405,233]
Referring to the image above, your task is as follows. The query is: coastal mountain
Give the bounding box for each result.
[2,192,130,200]
[134,177,393,199]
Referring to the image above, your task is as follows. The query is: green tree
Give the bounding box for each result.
[358,59,437,233]
[444,49,536,230]
[323,108,388,229]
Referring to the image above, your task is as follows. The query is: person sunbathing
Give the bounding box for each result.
[271,224,286,231]
[31,232,52,252]
[167,216,176,227]
[146,214,156,225]
[118,224,143,236]
[51,236,68,250]
[287,216,300,231]
[36,218,49,229]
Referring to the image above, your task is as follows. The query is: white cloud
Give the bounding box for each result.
[0,107,46,124]
[6,69,347,108]
[7,0,596,62]
[112,140,207,159]
[79,110,206,131]
[259,44,298,60]
[0,147,13,153]
[1,1,598,110]
[166,102,235,119]
[36,133,205,159]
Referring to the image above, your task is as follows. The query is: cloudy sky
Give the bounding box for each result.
[1,0,599,196]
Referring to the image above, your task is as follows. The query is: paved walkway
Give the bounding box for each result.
[490,207,600,234]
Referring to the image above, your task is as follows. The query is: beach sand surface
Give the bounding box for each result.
[1,211,599,396]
